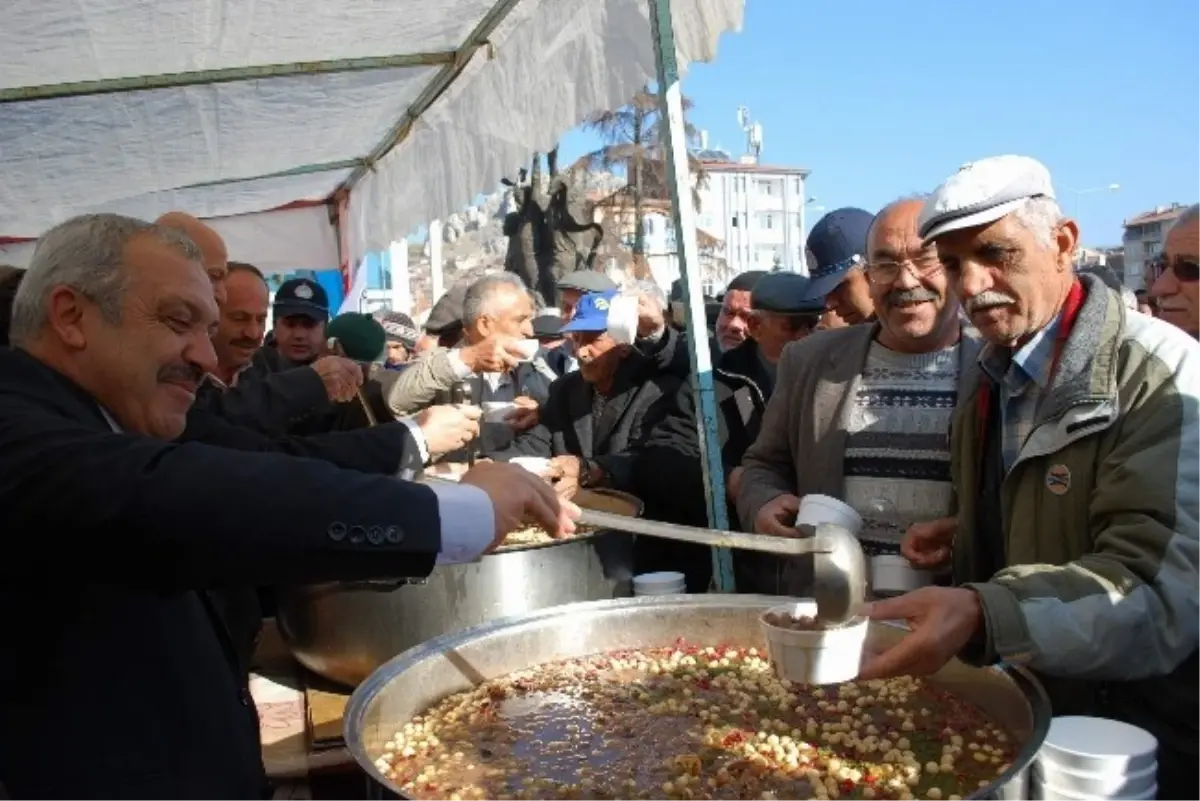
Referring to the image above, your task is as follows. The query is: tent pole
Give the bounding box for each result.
[648,0,736,593]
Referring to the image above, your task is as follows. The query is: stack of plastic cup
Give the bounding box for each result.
[632,571,686,597]
[1034,716,1158,800]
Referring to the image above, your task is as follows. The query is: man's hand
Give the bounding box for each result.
[727,466,745,502]
[460,337,525,373]
[636,294,666,339]
[505,395,540,432]
[460,461,581,552]
[753,493,801,537]
[547,455,585,499]
[901,516,957,569]
[414,404,481,455]
[311,355,364,403]
[859,587,984,679]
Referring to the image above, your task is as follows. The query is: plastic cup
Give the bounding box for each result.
[1035,760,1157,798]
[633,572,686,597]
[1039,716,1158,775]
[759,600,868,685]
[481,401,518,424]
[870,554,933,595]
[795,494,863,534]
[509,457,552,477]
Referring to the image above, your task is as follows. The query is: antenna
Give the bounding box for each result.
[736,106,762,163]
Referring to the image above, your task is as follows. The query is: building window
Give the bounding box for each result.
[765,213,774,229]
[731,216,738,228]
[760,181,772,196]
[794,177,802,194]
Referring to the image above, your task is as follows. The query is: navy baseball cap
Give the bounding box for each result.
[802,208,874,301]
[751,272,824,315]
[561,290,617,333]
[273,278,329,322]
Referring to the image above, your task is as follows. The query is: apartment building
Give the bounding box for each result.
[1122,203,1188,289]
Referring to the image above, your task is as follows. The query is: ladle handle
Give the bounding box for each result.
[576,508,835,556]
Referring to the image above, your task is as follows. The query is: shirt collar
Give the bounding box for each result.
[979,313,1062,390]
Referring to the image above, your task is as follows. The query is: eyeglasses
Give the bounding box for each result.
[865,254,946,285]
[1145,253,1200,285]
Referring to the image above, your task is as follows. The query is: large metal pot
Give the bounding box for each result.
[345,594,1051,800]
[276,490,641,687]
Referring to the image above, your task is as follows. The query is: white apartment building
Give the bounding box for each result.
[693,157,812,278]
[1122,203,1188,290]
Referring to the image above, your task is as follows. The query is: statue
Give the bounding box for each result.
[502,149,603,307]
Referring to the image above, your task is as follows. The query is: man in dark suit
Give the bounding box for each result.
[487,290,681,500]
[0,213,576,799]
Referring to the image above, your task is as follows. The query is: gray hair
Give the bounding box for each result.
[1012,196,1065,249]
[630,279,667,310]
[9,213,201,346]
[1170,204,1200,232]
[462,272,530,326]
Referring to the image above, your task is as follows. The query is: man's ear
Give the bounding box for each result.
[45,285,89,349]
[1056,219,1080,272]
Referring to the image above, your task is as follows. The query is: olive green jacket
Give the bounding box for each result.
[952,274,1199,755]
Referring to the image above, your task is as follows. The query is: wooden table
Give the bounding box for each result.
[249,620,360,798]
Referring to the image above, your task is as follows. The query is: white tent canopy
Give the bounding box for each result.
[0,0,743,273]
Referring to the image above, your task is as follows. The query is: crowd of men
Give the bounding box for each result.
[0,154,1196,799]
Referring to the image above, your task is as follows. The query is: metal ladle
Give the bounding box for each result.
[575,511,868,624]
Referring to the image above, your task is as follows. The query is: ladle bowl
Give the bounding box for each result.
[808,521,868,625]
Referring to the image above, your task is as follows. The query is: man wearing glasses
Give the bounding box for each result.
[1147,203,1199,338]
[737,197,978,593]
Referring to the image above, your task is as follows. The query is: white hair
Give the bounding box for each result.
[630,279,667,310]
[1170,204,1200,232]
[1012,196,1064,248]
[461,272,530,326]
[9,213,200,347]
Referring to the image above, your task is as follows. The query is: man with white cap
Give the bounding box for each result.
[867,155,1199,799]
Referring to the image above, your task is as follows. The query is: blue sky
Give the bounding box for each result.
[554,0,1199,248]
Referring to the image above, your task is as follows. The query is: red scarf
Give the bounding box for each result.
[974,279,1087,446]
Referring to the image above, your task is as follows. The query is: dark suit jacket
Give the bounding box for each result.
[488,352,681,492]
[195,347,332,437]
[0,348,447,799]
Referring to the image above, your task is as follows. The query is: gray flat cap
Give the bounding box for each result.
[557,269,617,293]
[919,155,1056,242]
[424,280,470,334]
[751,272,824,315]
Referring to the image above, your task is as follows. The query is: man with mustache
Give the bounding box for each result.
[801,208,877,326]
[737,196,979,595]
[0,213,577,798]
[1148,203,1199,339]
[873,155,1199,800]
[713,270,767,354]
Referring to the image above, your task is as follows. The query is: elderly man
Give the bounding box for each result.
[874,156,1199,799]
[737,196,977,594]
[713,270,767,353]
[1148,203,1198,338]
[633,272,824,591]
[802,208,876,325]
[377,309,420,367]
[490,290,682,499]
[0,213,575,798]
[156,211,229,306]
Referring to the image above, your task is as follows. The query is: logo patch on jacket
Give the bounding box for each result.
[1045,464,1071,496]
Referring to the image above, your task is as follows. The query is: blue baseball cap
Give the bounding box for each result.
[561,290,617,333]
[802,208,874,302]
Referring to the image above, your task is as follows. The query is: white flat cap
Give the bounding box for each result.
[919,155,1056,242]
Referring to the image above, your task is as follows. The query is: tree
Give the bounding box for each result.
[573,85,707,267]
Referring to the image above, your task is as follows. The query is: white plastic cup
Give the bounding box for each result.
[509,456,552,477]
[870,554,933,595]
[1039,780,1156,801]
[759,600,868,685]
[512,339,540,361]
[481,401,518,424]
[1035,760,1157,798]
[633,571,686,597]
[795,494,863,534]
[1039,716,1158,775]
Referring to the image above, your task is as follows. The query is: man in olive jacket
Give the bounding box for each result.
[871,156,1199,799]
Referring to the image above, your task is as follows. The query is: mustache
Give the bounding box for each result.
[886,288,940,307]
[231,338,259,349]
[158,364,204,388]
[965,290,1018,314]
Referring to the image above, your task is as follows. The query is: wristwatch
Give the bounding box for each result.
[578,456,602,488]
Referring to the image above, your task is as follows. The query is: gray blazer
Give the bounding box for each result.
[735,323,981,593]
